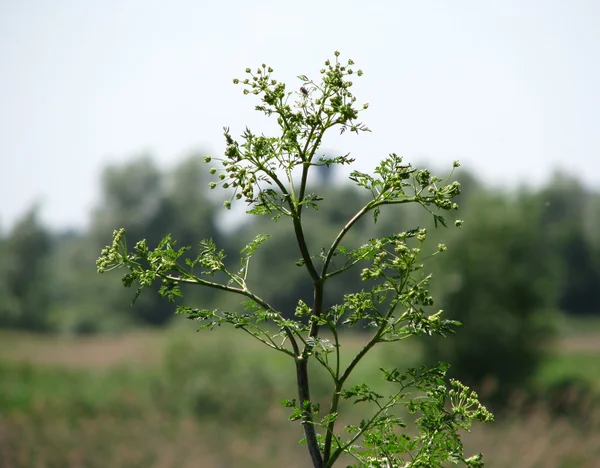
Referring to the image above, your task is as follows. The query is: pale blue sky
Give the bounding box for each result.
[1,0,599,231]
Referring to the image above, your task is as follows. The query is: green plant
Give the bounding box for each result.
[97,51,492,467]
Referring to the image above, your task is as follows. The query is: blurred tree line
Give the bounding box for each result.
[1,153,600,401]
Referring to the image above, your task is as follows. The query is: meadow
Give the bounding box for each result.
[1,318,599,468]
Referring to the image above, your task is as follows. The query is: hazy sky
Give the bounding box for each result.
[1,0,599,231]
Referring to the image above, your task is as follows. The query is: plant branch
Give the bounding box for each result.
[239,326,296,357]
[322,197,417,279]
[321,202,373,278]
[323,295,403,463]
[164,272,300,356]
[327,384,408,467]
[322,330,382,463]
[315,353,337,381]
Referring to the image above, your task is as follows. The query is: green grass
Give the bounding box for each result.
[536,352,600,388]
[1,322,600,467]
[0,326,422,417]
[0,327,420,467]
[556,314,600,336]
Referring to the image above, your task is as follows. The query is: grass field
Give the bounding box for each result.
[1,319,600,467]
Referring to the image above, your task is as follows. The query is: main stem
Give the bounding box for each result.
[296,356,323,467]
[294,277,324,467]
[292,121,334,467]
[289,157,323,466]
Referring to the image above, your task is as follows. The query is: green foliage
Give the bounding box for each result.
[423,192,559,403]
[0,205,53,331]
[2,328,600,467]
[538,174,600,315]
[75,154,220,330]
[98,52,492,466]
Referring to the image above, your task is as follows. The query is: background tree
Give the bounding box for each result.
[423,190,559,404]
[90,154,220,326]
[0,205,53,330]
[539,174,600,316]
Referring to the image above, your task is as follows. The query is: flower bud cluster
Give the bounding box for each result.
[233,63,282,105]
[360,230,427,282]
[207,52,371,212]
[203,127,265,209]
[97,228,126,273]
[431,181,461,211]
[318,54,367,132]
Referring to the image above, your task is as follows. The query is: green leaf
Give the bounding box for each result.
[240,233,271,264]
[373,206,381,223]
[433,214,447,228]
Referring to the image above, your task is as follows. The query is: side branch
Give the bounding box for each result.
[322,197,416,279]
[321,201,373,278]
[164,273,300,356]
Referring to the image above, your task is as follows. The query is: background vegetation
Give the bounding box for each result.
[1,154,600,466]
